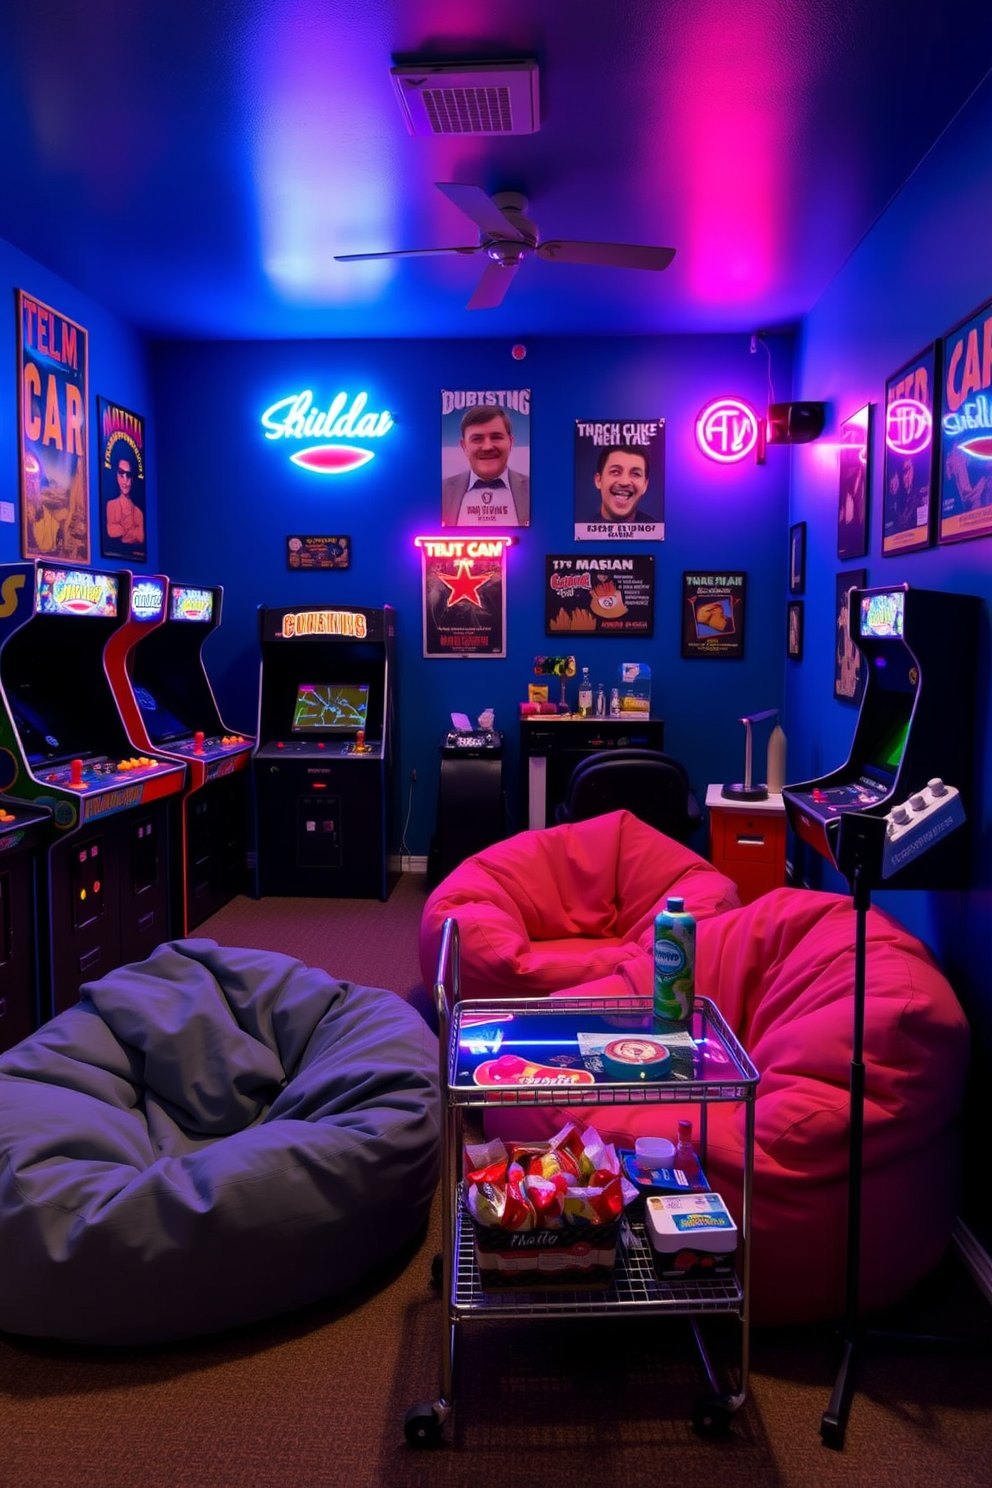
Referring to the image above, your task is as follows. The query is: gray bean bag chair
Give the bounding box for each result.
[0,939,441,1344]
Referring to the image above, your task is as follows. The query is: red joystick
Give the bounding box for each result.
[70,758,84,787]
[194,730,205,753]
[356,729,365,750]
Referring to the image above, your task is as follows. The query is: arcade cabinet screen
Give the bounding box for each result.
[291,683,369,734]
[169,587,214,623]
[868,717,910,776]
[134,685,191,745]
[860,590,905,640]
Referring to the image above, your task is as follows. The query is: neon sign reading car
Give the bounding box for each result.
[261,390,394,474]
[695,399,759,463]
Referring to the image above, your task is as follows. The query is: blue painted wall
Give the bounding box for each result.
[788,73,992,1246]
[150,333,794,855]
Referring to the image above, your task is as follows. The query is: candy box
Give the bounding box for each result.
[645,1192,737,1282]
[470,1218,620,1290]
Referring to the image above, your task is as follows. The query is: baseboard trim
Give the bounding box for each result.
[391,855,428,874]
[953,1218,992,1306]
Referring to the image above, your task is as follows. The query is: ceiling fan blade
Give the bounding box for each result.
[467,259,520,310]
[334,245,479,262]
[436,182,526,241]
[537,241,676,270]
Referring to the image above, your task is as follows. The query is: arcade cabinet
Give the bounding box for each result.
[0,562,187,1020]
[105,577,254,934]
[253,603,398,899]
[784,583,979,888]
[0,795,53,1052]
[783,582,981,1449]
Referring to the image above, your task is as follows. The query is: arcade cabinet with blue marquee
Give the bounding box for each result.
[0,562,187,1020]
[784,583,980,888]
[104,577,254,934]
[783,582,981,1449]
[253,603,398,899]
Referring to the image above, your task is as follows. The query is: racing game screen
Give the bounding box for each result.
[290,683,369,734]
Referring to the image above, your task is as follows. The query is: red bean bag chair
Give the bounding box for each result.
[484,887,970,1326]
[419,809,740,1002]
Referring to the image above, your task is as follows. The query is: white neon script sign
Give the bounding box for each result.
[696,398,759,463]
[260,390,394,473]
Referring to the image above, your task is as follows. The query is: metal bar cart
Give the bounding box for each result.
[404,917,759,1447]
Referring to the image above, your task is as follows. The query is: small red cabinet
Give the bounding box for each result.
[705,785,787,905]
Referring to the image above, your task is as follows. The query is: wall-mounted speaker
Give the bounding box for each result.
[766,401,826,444]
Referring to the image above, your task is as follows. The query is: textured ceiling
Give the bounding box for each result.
[1,0,989,339]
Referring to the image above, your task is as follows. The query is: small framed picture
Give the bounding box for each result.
[789,521,806,594]
[837,404,871,560]
[834,568,867,704]
[787,600,804,660]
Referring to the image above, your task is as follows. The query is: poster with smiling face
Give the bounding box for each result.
[440,390,531,527]
[574,418,665,541]
[98,397,146,563]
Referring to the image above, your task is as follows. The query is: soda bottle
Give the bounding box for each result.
[653,895,695,1029]
[673,1118,706,1190]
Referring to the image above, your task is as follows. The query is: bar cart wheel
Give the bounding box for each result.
[691,1393,737,1437]
[403,1402,446,1448]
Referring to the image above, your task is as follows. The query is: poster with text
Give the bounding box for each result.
[882,344,937,555]
[440,389,530,527]
[681,571,746,658]
[545,554,655,636]
[17,290,89,563]
[938,296,992,545]
[574,418,664,541]
[98,397,147,562]
[419,536,508,658]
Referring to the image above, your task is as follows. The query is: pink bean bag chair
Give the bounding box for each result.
[484,887,970,1327]
[419,809,740,1002]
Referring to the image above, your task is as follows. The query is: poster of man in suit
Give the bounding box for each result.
[440,389,530,527]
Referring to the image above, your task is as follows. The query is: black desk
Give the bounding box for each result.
[520,716,665,829]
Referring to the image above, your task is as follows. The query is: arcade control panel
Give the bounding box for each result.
[164,731,251,759]
[880,777,964,879]
[256,730,380,759]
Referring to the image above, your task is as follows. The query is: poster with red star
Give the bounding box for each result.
[418,536,509,658]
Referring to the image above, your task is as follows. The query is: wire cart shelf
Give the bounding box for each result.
[404,916,760,1447]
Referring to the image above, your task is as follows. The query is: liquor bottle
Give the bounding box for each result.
[653,895,695,1029]
[595,682,606,717]
[578,667,593,716]
[609,687,620,717]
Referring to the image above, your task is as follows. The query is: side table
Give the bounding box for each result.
[705,784,787,904]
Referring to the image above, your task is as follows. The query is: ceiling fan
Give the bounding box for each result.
[334,182,676,309]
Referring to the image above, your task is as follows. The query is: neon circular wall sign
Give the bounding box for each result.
[696,398,759,463]
[885,398,932,457]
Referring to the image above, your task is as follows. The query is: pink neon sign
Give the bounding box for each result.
[885,397,932,457]
[696,398,759,463]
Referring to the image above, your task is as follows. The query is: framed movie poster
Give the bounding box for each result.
[681,571,746,658]
[938,296,992,545]
[834,568,867,704]
[574,418,665,540]
[882,344,938,556]
[837,404,871,561]
[787,600,804,660]
[788,522,806,593]
[440,390,530,527]
[545,554,655,636]
[17,289,90,563]
[98,398,146,562]
[417,535,510,658]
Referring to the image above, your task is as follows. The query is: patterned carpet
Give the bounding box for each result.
[2,874,991,1486]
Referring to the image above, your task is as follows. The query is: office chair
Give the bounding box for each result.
[554,748,702,844]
